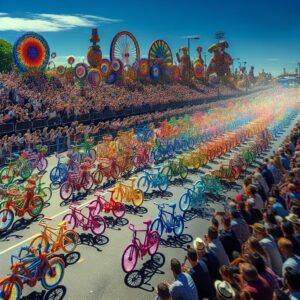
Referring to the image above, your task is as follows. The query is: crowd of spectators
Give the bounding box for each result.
[155,122,300,299]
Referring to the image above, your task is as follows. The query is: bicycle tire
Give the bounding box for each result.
[179,193,190,211]
[112,201,126,218]
[28,196,44,217]
[63,214,77,230]
[150,218,163,236]
[122,244,138,273]
[62,230,79,253]
[147,230,160,256]
[41,257,65,290]
[91,215,106,236]
[173,215,184,236]
[137,176,150,193]
[0,208,14,232]
[132,189,144,207]
[0,278,22,300]
[60,182,74,201]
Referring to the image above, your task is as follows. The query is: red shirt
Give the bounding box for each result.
[243,275,273,300]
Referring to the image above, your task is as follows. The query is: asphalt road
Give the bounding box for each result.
[0,89,299,300]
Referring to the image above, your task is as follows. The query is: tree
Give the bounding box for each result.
[0,39,13,72]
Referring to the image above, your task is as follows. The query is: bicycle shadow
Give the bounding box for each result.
[79,233,109,252]
[171,178,193,186]
[125,205,148,217]
[183,207,215,222]
[53,251,81,267]
[124,252,166,292]
[201,165,212,170]
[144,190,173,201]
[21,285,67,300]
[0,214,44,242]
[220,180,242,191]
[59,192,88,207]
[104,216,129,230]
[160,234,193,250]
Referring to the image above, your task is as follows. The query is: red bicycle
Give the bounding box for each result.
[133,148,149,168]
[122,218,160,273]
[93,156,120,186]
[63,202,106,236]
[90,190,126,218]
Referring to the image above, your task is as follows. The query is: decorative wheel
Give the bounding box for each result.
[194,62,204,79]
[56,65,66,77]
[100,59,111,77]
[110,31,140,66]
[150,64,160,80]
[148,40,173,67]
[111,59,123,73]
[74,63,88,79]
[138,59,150,77]
[87,69,102,87]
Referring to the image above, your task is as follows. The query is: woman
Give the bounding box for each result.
[246,236,271,268]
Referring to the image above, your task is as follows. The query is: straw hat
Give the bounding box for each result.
[214,280,236,299]
[286,213,300,225]
[251,223,267,234]
[193,237,206,253]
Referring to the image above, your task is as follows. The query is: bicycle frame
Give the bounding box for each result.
[129,225,151,258]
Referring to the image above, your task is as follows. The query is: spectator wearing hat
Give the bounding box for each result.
[230,209,250,245]
[284,268,300,300]
[155,283,172,300]
[168,258,198,300]
[268,197,288,218]
[214,280,236,300]
[281,221,300,256]
[246,236,271,268]
[205,226,230,267]
[252,223,283,276]
[193,237,221,284]
[239,263,273,300]
[182,247,215,300]
[277,238,300,275]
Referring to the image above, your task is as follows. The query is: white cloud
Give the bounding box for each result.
[267,58,280,62]
[0,12,122,32]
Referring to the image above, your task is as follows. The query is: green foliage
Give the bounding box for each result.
[0,39,13,72]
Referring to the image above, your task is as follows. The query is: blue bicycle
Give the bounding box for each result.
[150,202,184,237]
[137,167,169,193]
[179,184,207,212]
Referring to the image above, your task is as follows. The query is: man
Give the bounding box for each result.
[239,263,273,300]
[193,237,220,284]
[261,165,275,189]
[277,238,300,275]
[246,199,263,224]
[237,201,252,225]
[155,282,172,300]
[280,151,291,171]
[168,258,198,300]
[230,209,250,244]
[182,247,215,300]
[252,223,283,276]
[284,268,300,300]
[205,226,230,266]
[214,281,235,300]
[219,215,241,261]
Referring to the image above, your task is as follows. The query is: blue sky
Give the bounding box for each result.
[0,0,299,75]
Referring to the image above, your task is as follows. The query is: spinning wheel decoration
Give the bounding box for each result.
[172,65,180,81]
[51,52,57,59]
[194,62,204,79]
[111,59,123,73]
[106,73,117,84]
[74,63,88,79]
[110,31,140,66]
[65,69,75,81]
[148,40,173,67]
[87,68,102,87]
[100,59,111,77]
[13,32,50,73]
[138,59,150,77]
[67,56,75,66]
[56,65,66,76]
[87,47,102,67]
[150,64,160,80]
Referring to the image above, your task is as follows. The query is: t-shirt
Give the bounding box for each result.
[208,239,230,266]
[169,272,198,300]
[202,250,220,283]
[243,276,273,300]
[189,261,214,300]
[219,229,241,261]
[289,291,300,300]
[272,202,288,218]
[282,255,300,275]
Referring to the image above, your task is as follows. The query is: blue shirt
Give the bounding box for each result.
[281,155,291,171]
[169,272,198,300]
[272,202,288,218]
[283,255,300,275]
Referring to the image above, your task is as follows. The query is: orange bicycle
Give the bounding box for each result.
[29,217,79,254]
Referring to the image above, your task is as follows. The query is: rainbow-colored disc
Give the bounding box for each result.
[150,64,160,80]
[87,47,102,67]
[13,32,50,73]
[74,63,88,79]
[194,62,204,79]
[56,65,66,76]
[87,68,102,86]
[138,59,149,77]
[100,59,111,76]
[111,59,123,73]
[65,69,75,81]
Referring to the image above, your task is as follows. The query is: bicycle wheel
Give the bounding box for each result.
[147,230,160,255]
[132,189,144,207]
[199,154,208,166]
[158,175,169,192]
[60,182,74,201]
[41,257,65,290]
[122,244,138,273]
[0,167,14,185]
[179,193,190,211]
[89,149,96,164]
[112,187,123,202]
[41,187,52,203]
[89,199,103,216]
[50,167,61,183]
[154,148,162,162]
[0,279,22,300]
[179,165,188,179]
[111,165,120,180]
[150,218,163,236]
[62,230,78,253]
[173,215,184,236]
[29,235,48,252]
[28,196,44,217]
[92,170,103,186]
[161,165,172,181]
[137,176,150,193]
[37,157,48,171]
[192,157,201,169]
[112,201,126,218]
[63,214,76,230]
[91,216,106,236]
[82,173,93,191]
[0,208,14,232]
[20,164,32,180]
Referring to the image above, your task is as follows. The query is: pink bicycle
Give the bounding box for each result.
[63,202,106,236]
[122,218,160,273]
[90,190,126,218]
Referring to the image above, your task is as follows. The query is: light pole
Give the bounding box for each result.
[232,58,240,74]
[185,35,200,81]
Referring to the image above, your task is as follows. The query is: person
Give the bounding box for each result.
[246,199,263,224]
[260,164,275,189]
[268,197,288,218]
[230,209,250,244]
[247,236,271,268]
[280,151,291,171]
[155,282,172,300]
[237,201,252,225]
[219,265,242,292]
[214,280,236,300]
[205,226,230,267]
[193,237,221,284]
[284,267,300,300]
[239,263,273,300]
[219,215,241,261]
[182,247,215,300]
[277,237,300,275]
[281,221,300,256]
[168,258,198,300]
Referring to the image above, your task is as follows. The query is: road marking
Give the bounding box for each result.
[0,234,39,255]
[78,258,85,263]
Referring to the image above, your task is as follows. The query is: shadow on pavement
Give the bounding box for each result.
[160,234,193,250]
[144,190,173,201]
[21,285,67,300]
[105,216,129,230]
[171,178,193,186]
[125,205,148,217]
[124,252,165,292]
[79,233,109,252]
[183,207,215,222]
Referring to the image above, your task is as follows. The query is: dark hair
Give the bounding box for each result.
[284,267,300,291]
[282,221,294,236]
[208,226,218,240]
[222,215,231,228]
[248,254,266,274]
[238,201,246,210]
[211,216,219,228]
[157,282,171,299]
[291,206,300,218]
[265,210,277,225]
[187,247,198,262]
[170,258,181,275]
[274,289,290,300]
[267,225,284,241]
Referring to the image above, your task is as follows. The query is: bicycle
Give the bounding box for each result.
[90,190,126,218]
[161,158,188,181]
[112,177,144,207]
[179,184,207,212]
[25,145,48,172]
[122,218,160,273]
[0,245,65,300]
[195,174,223,196]
[29,217,78,254]
[63,202,106,236]
[151,202,184,237]
[0,180,44,232]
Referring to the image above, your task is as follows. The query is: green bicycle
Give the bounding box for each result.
[161,159,188,181]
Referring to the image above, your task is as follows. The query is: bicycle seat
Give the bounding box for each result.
[58,220,67,227]
[169,202,176,209]
[143,218,152,226]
